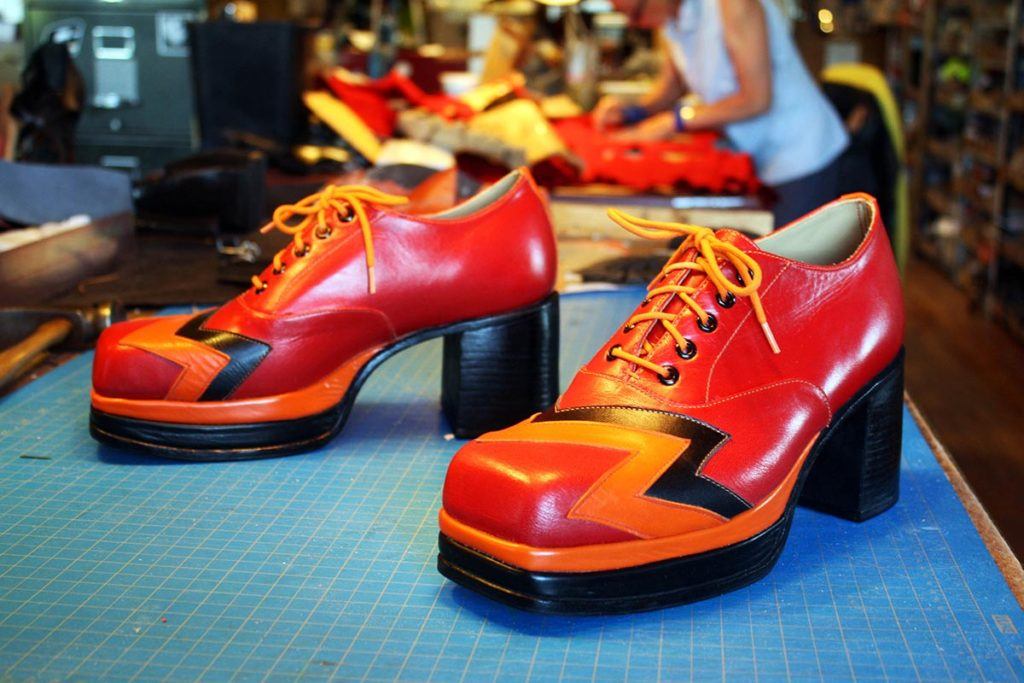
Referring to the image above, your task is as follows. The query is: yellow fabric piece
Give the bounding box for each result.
[467,99,569,165]
[821,63,909,273]
[303,91,382,163]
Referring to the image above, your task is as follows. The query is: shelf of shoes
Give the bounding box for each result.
[996,3,1024,341]
[896,0,1024,342]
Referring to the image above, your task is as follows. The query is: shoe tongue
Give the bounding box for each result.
[666,228,760,286]
[713,228,761,254]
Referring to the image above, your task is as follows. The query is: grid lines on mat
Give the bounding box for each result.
[0,289,1021,681]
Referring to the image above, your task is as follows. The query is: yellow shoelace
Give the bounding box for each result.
[252,185,408,295]
[606,209,781,382]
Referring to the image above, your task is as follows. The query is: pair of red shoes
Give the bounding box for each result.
[90,169,904,614]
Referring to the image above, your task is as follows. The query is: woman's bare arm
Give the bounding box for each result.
[640,39,687,111]
[614,0,772,140]
[595,39,686,129]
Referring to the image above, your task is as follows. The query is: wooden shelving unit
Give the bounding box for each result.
[894,0,1024,339]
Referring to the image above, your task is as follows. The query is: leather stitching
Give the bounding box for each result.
[565,372,832,423]
[556,443,728,537]
[186,313,272,396]
[755,197,877,270]
[259,227,362,303]
[540,404,753,508]
[235,296,399,340]
[697,473,753,507]
[705,262,790,401]
[544,403,728,438]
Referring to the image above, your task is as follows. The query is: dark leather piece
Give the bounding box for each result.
[189,22,309,149]
[175,311,271,401]
[134,150,268,235]
[534,406,750,518]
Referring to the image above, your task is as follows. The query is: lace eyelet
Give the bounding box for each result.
[254,282,268,295]
[659,365,680,386]
[315,226,332,239]
[675,339,697,360]
[606,344,622,361]
[272,264,286,275]
[293,245,311,258]
[716,292,735,308]
[623,323,636,333]
[697,314,718,333]
[340,211,356,223]
[641,298,651,306]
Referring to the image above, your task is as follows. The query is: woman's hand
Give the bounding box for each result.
[611,111,677,142]
[593,95,625,130]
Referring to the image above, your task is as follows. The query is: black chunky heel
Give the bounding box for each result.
[441,293,560,439]
[799,349,905,522]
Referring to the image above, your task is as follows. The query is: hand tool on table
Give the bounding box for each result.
[0,302,124,392]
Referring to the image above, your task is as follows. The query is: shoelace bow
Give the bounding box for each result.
[606,209,781,382]
[252,185,408,295]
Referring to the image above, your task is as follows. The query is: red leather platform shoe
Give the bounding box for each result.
[90,170,559,459]
[438,194,904,614]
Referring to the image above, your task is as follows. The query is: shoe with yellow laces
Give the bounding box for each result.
[90,169,559,459]
[437,193,905,614]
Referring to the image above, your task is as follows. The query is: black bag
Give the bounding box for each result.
[11,40,84,164]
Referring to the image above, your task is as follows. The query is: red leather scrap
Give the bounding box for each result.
[553,116,760,194]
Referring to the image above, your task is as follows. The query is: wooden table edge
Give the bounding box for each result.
[906,393,1024,609]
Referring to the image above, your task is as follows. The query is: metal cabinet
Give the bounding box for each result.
[23,0,203,175]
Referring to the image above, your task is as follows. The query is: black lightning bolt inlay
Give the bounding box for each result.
[533,406,750,518]
[175,312,272,401]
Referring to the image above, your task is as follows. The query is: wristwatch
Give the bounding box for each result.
[674,104,696,132]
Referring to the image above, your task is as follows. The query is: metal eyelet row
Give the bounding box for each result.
[256,220,337,293]
[619,277,738,382]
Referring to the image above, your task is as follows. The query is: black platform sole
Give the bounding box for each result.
[90,294,560,460]
[437,349,905,614]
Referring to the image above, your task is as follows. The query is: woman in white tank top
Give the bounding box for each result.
[595,0,850,227]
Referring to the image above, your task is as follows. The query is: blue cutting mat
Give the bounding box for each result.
[0,289,1022,681]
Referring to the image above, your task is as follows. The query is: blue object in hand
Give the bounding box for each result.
[621,104,650,125]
